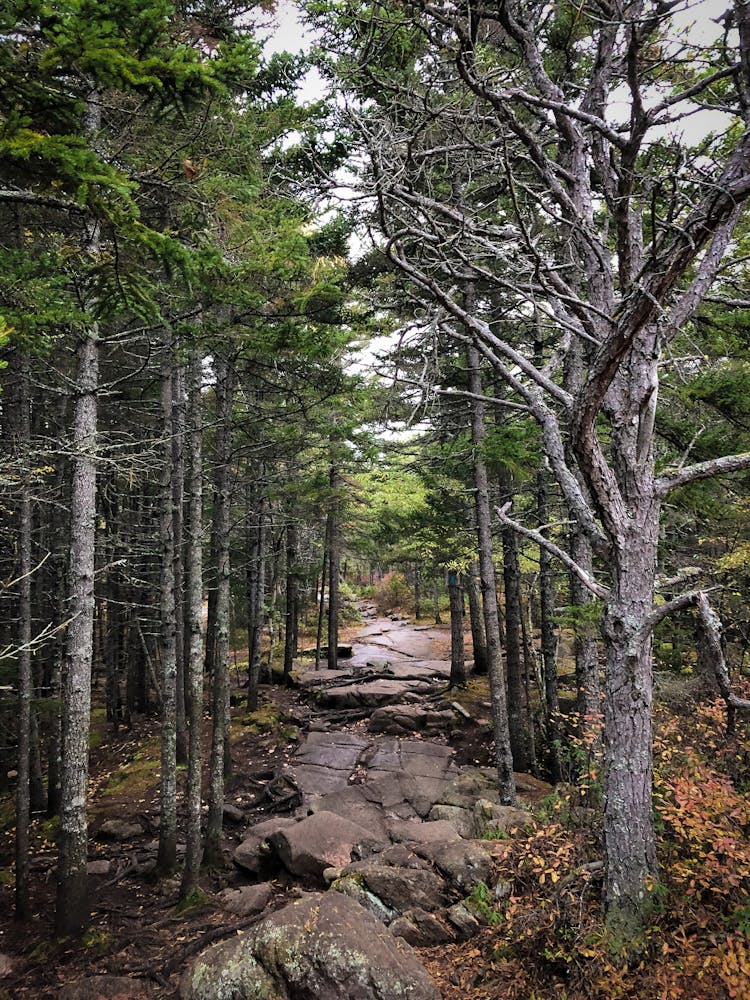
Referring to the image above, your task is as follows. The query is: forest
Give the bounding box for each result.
[1,0,750,997]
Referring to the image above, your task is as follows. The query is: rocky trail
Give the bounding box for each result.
[1,608,552,999]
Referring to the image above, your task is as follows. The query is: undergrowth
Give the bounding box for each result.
[470,689,750,999]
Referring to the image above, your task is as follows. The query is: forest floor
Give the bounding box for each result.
[0,610,748,1000]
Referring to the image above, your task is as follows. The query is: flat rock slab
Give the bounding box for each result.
[386,660,451,680]
[294,731,371,796]
[317,678,438,709]
[289,735,461,821]
[180,891,442,1000]
[307,784,395,841]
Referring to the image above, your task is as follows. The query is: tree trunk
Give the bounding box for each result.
[448,570,466,688]
[413,562,421,620]
[537,468,561,781]
[315,518,328,671]
[283,517,298,679]
[246,490,266,712]
[205,354,233,866]
[14,354,32,920]
[327,465,340,671]
[465,561,488,675]
[172,359,187,765]
[466,339,516,804]
[519,583,538,776]
[499,468,529,773]
[571,529,601,725]
[602,525,659,947]
[46,533,66,818]
[56,321,99,936]
[181,350,204,899]
[157,334,178,874]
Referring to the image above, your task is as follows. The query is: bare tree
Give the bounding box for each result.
[326,0,750,947]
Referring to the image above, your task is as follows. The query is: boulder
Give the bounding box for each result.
[223,802,245,824]
[472,799,529,838]
[345,843,432,872]
[308,784,393,841]
[96,819,142,841]
[426,804,474,838]
[180,891,441,1000]
[86,859,112,876]
[446,902,481,939]
[389,908,456,946]
[387,818,461,845]
[217,882,274,917]
[333,874,398,924]
[368,705,456,736]
[269,810,382,879]
[413,839,493,891]
[438,772,499,809]
[233,817,298,874]
[339,862,451,914]
[317,678,437,709]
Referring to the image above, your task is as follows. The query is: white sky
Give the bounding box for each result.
[260,0,327,101]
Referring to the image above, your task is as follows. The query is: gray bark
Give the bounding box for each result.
[315,518,328,671]
[571,529,601,725]
[56,323,99,936]
[465,562,488,675]
[327,465,340,671]
[181,351,204,899]
[14,355,32,920]
[283,515,298,679]
[447,570,466,688]
[466,340,516,804]
[246,489,266,712]
[172,359,187,765]
[56,91,101,933]
[157,333,178,874]
[537,468,561,780]
[205,354,233,867]
[499,470,530,773]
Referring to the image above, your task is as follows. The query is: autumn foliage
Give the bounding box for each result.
[450,691,750,1000]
